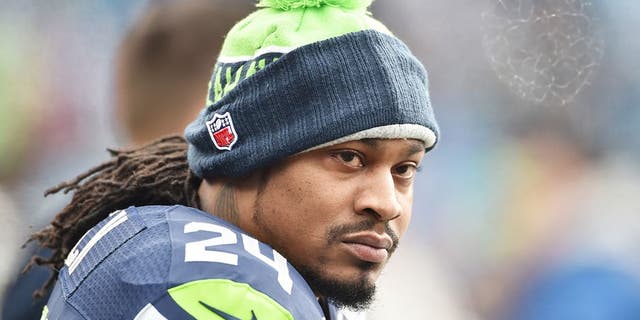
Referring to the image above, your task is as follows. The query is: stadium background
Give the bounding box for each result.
[1,0,639,319]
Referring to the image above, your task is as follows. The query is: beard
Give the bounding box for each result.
[252,198,399,310]
[295,258,377,310]
[311,219,399,310]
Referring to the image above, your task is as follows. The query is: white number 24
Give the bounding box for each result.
[183,222,293,294]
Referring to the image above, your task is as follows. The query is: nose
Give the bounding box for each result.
[354,170,403,221]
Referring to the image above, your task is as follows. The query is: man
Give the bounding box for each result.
[29,0,439,318]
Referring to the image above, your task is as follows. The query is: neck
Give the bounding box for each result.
[197,175,261,234]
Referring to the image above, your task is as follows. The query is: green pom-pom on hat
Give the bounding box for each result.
[208,0,390,104]
[219,0,389,61]
[257,0,373,11]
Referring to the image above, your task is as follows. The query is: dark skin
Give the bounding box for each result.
[199,138,426,308]
[212,183,241,225]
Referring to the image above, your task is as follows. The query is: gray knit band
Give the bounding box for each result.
[185,30,439,179]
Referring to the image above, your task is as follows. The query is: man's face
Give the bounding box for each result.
[251,138,426,309]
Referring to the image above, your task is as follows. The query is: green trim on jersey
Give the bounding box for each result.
[40,306,49,320]
[168,279,295,320]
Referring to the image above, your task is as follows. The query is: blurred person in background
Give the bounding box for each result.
[114,0,252,147]
[1,1,252,318]
[467,109,640,320]
[502,130,640,320]
[467,110,599,318]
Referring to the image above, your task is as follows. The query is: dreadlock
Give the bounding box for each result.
[25,135,202,298]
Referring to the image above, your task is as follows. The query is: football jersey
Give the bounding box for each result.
[41,205,360,319]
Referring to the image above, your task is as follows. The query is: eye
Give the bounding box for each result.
[393,163,419,179]
[331,150,365,168]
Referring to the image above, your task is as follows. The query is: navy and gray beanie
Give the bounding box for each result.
[184,0,439,179]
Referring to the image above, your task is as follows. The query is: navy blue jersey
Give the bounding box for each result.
[41,205,362,319]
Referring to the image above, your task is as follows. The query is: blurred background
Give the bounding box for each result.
[1,0,638,319]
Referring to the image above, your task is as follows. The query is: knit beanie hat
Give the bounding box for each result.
[185,0,439,179]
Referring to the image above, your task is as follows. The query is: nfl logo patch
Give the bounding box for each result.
[206,112,238,151]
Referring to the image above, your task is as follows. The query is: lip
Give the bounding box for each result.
[341,232,393,264]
